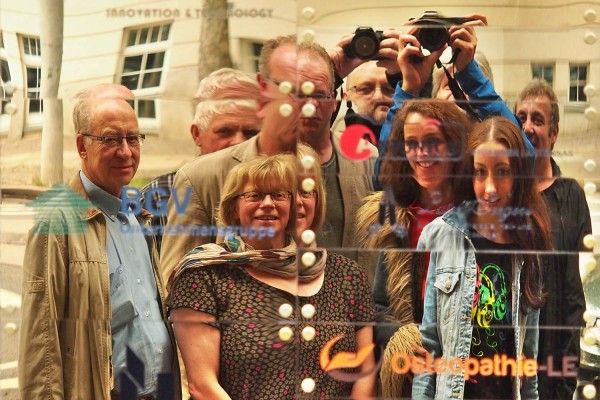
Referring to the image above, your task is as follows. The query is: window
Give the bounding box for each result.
[250,42,263,73]
[20,35,42,114]
[119,23,171,119]
[22,36,41,56]
[127,99,156,119]
[238,39,264,74]
[531,63,554,86]
[0,32,13,116]
[569,63,588,103]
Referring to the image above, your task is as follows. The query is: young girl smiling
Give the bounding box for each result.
[412,117,552,399]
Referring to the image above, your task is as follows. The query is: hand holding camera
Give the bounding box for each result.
[397,32,446,97]
[397,12,487,95]
[330,28,400,78]
[334,12,487,88]
[446,13,487,72]
[329,33,368,79]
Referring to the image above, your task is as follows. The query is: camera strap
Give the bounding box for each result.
[330,85,343,127]
[343,100,383,139]
[436,59,482,122]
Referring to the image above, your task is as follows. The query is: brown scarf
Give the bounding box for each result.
[166,235,327,299]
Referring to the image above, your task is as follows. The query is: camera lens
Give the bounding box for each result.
[353,38,378,59]
[353,36,379,59]
[418,26,449,52]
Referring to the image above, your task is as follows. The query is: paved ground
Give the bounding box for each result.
[0,199,31,399]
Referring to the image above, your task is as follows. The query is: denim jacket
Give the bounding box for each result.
[412,203,539,400]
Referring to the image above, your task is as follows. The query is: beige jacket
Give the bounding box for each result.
[18,174,180,400]
[160,135,261,284]
[332,131,377,249]
[160,133,378,285]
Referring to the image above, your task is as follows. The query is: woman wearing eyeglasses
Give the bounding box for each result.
[356,99,471,397]
[167,152,376,399]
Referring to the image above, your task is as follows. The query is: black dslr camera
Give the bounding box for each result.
[410,11,475,52]
[343,27,385,60]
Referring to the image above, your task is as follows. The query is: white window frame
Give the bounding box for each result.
[531,62,555,87]
[239,39,264,74]
[118,22,171,126]
[19,35,42,125]
[568,63,588,104]
[0,32,12,133]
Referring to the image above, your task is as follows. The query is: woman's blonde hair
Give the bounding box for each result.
[297,143,326,231]
[219,153,297,232]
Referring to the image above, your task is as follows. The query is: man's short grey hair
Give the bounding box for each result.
[73,90,93,135]
[193,99,258,131]
[194,68,259,101]
[345,60,379,90]
[516,79,560,135]
[72,83,134,137]
[258,34,335,90]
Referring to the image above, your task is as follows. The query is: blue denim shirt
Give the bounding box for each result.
[80,171,173,396]
[412,203,539,400]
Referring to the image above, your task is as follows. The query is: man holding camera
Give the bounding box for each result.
[160,34,383,285]
[344,61,395,126]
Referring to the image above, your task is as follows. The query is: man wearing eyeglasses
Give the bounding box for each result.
[161,34,379,286]
[19,83,180,400]
[139,69,261,254]
[344,61,394,124]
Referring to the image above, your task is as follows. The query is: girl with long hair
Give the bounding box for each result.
[356,99,472,396]
[412,116,551,399]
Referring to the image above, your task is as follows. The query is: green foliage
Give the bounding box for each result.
[32,176,44,187]
[128,177,151,189]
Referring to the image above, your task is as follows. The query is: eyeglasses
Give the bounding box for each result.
[404,138,446,155]
[82,133,145,148]
[348,83,395,98]
[238,191,292,204]
[298,190,316,200]
[265,77,336,102]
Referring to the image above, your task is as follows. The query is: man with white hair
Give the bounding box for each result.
[140,68,260,249]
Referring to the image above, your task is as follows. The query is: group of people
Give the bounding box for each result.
[18,12,591,400]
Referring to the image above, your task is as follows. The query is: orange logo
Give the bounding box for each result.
[319,334,382,382]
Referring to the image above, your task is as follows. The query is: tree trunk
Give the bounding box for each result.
[40,0,64,186]
[197,0,233,81]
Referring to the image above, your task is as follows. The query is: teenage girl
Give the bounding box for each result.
[412,116,551,399]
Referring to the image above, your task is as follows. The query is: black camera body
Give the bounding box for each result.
[343,27,385,60]
[411,11,475,52]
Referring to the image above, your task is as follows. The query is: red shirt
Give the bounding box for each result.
[408,203,454,304]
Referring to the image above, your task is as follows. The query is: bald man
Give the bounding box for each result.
[344,60,394,124]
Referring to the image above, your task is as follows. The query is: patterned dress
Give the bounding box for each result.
[170,252,376,399]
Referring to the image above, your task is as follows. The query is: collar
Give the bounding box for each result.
[550,157,561,178]
[232,134,260,163]
[79,171,122,222]
[440,201,476,235]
